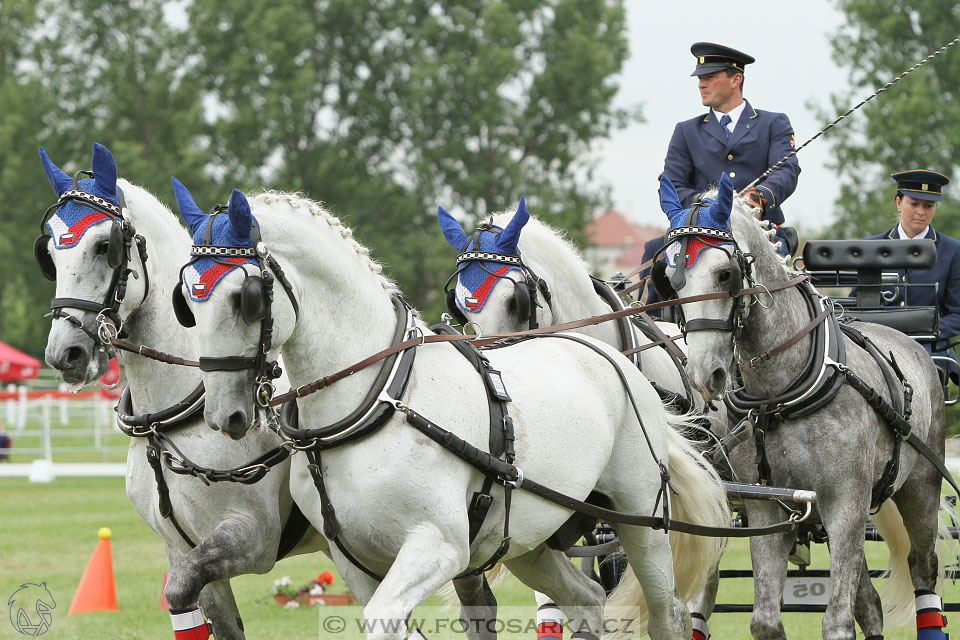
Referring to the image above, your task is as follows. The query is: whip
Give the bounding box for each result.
[744,33,960,192]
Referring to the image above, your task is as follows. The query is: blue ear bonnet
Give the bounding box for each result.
[39,143,125,249]
[659,173,734,267]
[45,178,123,249]
[453,228,521,313]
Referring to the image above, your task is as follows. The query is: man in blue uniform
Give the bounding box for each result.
[868,169,960,382]
[639,42,801,310]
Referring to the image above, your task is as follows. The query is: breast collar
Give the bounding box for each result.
[278,294,419,449]
[725,280,847,420]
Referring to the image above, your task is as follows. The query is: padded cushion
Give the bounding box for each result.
[803,239,936,271]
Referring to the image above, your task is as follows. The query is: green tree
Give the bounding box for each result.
[34,0,216,204]
[825,0,960,239]
[187,0,635,314]
[0,1,61,357]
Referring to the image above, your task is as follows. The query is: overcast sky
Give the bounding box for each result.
[597,1,851,230]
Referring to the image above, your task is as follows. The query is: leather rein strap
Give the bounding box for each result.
[270,275,808,406]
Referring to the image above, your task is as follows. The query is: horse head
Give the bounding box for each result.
[172,182,292,438]
[38,143,148,384]
[438,198,544,331]
[659,173,749,399]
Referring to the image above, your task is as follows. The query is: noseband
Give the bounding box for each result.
[652,200,756,342]
[36,170,150,354]
[443,220,552,330]
[176,206,300,409]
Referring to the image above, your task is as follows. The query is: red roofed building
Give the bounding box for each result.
[585,209,664,277]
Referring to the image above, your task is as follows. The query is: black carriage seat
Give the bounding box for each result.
[843,307,939,343]
[802,239,940,342]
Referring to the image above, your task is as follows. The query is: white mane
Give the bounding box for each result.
[487,210,591,273]
[250,190,396,292]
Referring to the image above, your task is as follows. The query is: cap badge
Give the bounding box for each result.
[922,183,929,191]
[699,56,705,63]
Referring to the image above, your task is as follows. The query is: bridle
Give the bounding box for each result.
[35,170,150,356]
[442,219,552,330]
[652,199,759,344]
[174,205,300,411]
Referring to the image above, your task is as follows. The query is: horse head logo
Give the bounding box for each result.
[8,582,56,636]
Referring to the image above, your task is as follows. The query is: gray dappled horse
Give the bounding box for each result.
[37,143,324,640]
[658,172,953,640]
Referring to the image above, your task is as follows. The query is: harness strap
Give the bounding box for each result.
[270,276,809,406]
[740,310,830,371]
[840,365,960,497]
[401,404,801,538]
[146,435,197,549]
[111,339,199,368]
[304,447,384,581]
[638,311,688,366]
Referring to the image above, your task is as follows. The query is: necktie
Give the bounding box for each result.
[719,114,732,138]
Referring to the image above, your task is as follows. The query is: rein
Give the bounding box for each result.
[269,275,808,406]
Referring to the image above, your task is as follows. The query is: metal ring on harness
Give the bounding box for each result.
[96,311,122,345]
[463,322,483,340]
[503,466,524,489]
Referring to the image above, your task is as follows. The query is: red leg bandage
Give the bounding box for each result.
[171,608,211,640]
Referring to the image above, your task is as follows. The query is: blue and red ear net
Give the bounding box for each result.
[454,229,521,313]
[181,216,257,302]
[45,180,121,249]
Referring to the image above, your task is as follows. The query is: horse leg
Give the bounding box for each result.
[852,552,883,639]
[503,546,605,639]
[893,468,948,638]
[164,517,279,640]
[360,522,469,640]
[687,563,719,640]
[614,525,686,640]
[747,503,795,640]
[197,580,244,640]
[452,574,498,640]
[820,495,870,640]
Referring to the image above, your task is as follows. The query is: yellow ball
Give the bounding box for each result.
[98,527,112,540]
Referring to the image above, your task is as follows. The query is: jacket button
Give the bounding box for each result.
[727,154,734,160]
[729,172,736,178]
[900,301,905,307]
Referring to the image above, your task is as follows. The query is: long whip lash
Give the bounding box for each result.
[743,34,960,192]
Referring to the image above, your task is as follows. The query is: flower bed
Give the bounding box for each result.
[272,571,357,608]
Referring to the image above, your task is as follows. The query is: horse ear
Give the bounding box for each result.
[711,173,734,224]
[38,147,72,196]
[91,143,118,196]
[437,206,469,250]
[170,177,208,234]
[496,196,529,255]
[227,188,254,245]
[659,174,686,227]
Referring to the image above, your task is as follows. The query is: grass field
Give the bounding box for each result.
[2,476,959,639]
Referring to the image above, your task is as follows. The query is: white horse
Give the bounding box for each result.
[437,203,730,635]
[37,143,324,640]
[659,172,955,640]
[171,185,730,640]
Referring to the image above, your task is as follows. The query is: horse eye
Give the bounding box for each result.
[718,269,731,283]
[95,240,110,255]
[506,297,517,314]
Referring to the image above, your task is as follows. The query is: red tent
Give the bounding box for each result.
[0,342,41,381]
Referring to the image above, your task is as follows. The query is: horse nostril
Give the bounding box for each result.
[63,346,86,368]
[708,368,727,393]
[226,411,248,437]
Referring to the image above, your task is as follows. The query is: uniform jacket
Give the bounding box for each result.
[867,226,960,372]
[663,100,800,225]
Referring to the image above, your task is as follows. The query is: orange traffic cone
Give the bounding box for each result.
[68,527,118,615]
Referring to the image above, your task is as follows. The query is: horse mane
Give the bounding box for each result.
[118,179,190,242]
[487,210,591,273]
[250,190,396,292]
